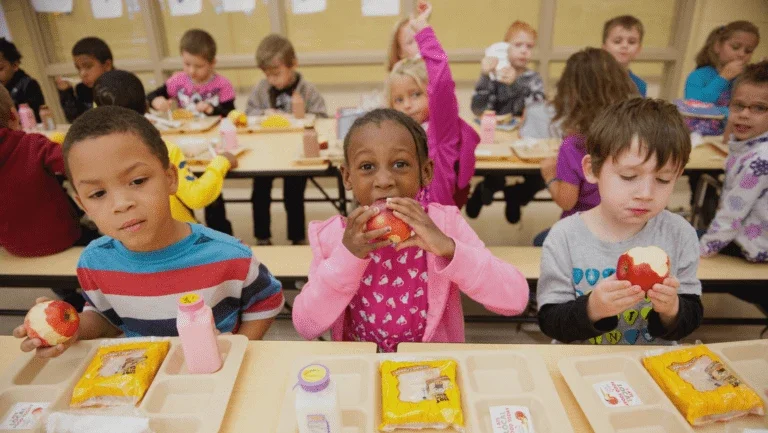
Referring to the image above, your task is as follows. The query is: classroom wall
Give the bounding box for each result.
[5,0,768,112]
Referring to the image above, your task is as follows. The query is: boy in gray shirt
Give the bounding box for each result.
[537,98,703,345]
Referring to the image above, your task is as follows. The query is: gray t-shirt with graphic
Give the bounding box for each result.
[537,210,702,345]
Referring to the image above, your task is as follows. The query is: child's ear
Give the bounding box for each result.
[104,59,114,71]
[8,107,21,130]
[210,58,217,69]
[165,164,179,195]
[582,155,599,184]
[421,158,434,186]
[340,164,354,191]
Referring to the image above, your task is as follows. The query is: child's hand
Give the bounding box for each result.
[387,197,456,259]
[540,157,557,182]
[55,76,71,91]
[13,297,79,359]
[342,206,393,259]
[220,151,239,169]
[409,1,432,33]
[195,101,213,115]
[152,96,171,112]
[481,57,499,75]
[497,66,517,85]
[647,277,680,321]
[720,60,745,80]
[586,275,645,323]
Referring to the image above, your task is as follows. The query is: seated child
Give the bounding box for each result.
[386,15,421,72]
[93,70,236,235]
[148,29,235,117]
[246,34,328,245]
[537,98,703,345]
[387,1,479,209]
[55,37,114,122]
[535,48,637,246]
[602,15,647,97]
[0,85,96,257]
[292,108,529,352]
[684,21,760,136]
[0,38,45,122]
[15,106,284,358]
[468,20,546,221]
[700,61,768,264]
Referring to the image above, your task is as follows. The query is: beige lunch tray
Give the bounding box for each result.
[155,116,222,134]
[238,114,317,134]
[510,138,560,162]
[186,146,250,165]
[559,340,768,433]
[475,144,514,161]
[0,335,247,433]
[276,349,574,432]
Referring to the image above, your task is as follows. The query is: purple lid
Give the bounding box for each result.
[296,364,330,393]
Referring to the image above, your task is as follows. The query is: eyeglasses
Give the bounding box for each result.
[730,103,768,114]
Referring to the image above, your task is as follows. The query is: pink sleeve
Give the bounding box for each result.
[415,26,460,153]
[214,75,236,102]
[432,209,530,316]
[291,220,371,340]
[165,72,186,101]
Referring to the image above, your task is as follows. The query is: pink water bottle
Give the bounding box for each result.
[218,118,238,152]
[19,104,37,131]
[480,110,496,144]
[176,293,222,374]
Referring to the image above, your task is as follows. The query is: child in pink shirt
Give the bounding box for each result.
[386,1,479,208]
[292,109,529,351]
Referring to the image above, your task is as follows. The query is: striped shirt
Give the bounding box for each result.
[77,224,284,337]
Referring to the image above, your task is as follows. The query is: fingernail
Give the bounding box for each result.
[386,227,392,232]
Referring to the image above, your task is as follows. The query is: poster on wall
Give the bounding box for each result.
[168,0,202,16]
[222,0,255,13]
[362,0,399,17]
[30,0,74,13]
[291,0,325,15]
[91,0,124,19]
[0,3,12,40]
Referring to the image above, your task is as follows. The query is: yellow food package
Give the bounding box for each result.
[227,109,247,127]
[70,339,170,408]
[260,114,291,128]
[380,359,464,432]
[643,345,764,425]
[172,108,195,120]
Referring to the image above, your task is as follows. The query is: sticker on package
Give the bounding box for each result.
[489,405,535,433]
[0,402,50,430]
[592,380,643,407]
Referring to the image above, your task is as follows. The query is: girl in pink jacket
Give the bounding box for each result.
[386,1,480,208]
[292,109,529,351]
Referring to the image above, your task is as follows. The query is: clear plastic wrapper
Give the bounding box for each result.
[70,338,170,408]
[642,345,764,425]
[379,359,464,432]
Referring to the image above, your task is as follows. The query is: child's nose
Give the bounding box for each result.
[374,169,396,189]
[111,193,135,213]
[636,179,654,200]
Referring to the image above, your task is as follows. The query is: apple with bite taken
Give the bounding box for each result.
[366,199,412,244]
[24,300,79,347]
[616,246,670,292]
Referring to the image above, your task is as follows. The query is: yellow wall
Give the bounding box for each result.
[9,0,768,98]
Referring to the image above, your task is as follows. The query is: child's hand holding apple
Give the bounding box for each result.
[14,297,80,359]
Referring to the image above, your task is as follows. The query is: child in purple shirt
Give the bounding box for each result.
[536,48,637,245]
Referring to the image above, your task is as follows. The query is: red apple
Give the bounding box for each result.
[24,300,79,347]
[365,199,412,244]
[616,246,670,292]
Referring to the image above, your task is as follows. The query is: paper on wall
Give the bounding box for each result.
[91,0,124,19]
[361,0,399,16]
[222,0,255,13]
[30,0,74,13]
[0,3,12,40]
[167,0,202,16]
[291,0,325,15]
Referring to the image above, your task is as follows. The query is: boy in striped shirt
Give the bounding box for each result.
[15,106,284,358]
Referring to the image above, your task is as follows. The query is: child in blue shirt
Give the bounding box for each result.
[602,15,647,97]
[684,21,760,136]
